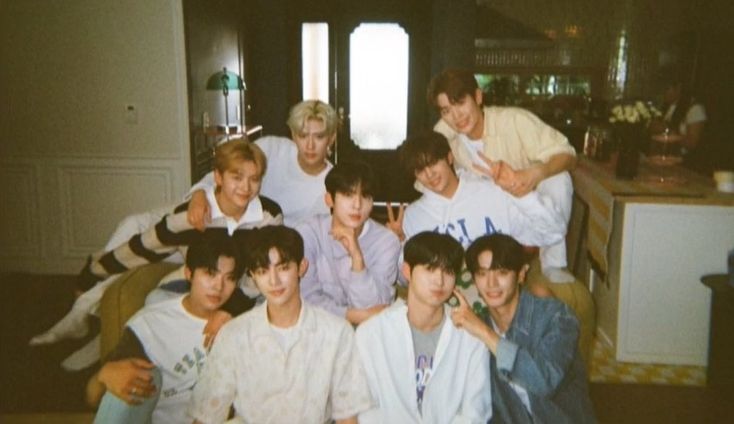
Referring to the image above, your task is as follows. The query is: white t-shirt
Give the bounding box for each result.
[664,103,707,135]
[127,297,208,424]
[189,301,374,423]
[190,135,332,226]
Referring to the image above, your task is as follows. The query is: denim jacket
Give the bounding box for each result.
[488,290,596,424]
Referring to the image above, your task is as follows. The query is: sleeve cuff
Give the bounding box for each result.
[496,338,520,373]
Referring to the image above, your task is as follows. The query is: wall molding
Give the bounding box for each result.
[56,164,174,258]
[0,163,42,258]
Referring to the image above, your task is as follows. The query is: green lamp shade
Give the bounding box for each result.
[206,67,245,91]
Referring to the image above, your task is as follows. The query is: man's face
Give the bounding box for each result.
[186,255,238,318]
[214,159,262,214]
[436,90,484,139]
[292,118,335,174]
[405,263,456,309]
[414,155,458,198]
[472,250,524,311]
[250,248,306,309]
[325,186,373,231]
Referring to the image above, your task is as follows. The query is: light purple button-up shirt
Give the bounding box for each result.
[296,214,401,317]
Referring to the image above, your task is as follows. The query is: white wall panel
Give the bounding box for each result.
[0,0,190,274]
[57,165,174,256]
[0,164,41,258]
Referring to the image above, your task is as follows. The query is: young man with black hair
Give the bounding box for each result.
[355,231,491,423]
[452,233,595,423]
[86,236,244,423]
[189,225,373,424]
[428,69,576,283]
[296,160,400,325]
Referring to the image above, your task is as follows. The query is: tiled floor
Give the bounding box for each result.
[589,338,707,386]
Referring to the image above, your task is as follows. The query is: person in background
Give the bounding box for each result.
[660,73,706,159]
[296,161,400,325]
[453,233,595,423]
[355,231,491,423]
[86,236,244,424]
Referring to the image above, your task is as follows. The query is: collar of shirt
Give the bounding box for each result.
[250,300,318,342]
[326,217,371,260]
[489,290,533,340]
[205,185,264,235]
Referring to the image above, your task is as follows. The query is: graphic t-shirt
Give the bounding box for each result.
[410,317,444,414]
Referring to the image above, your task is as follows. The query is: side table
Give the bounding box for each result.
[701,274,734,389]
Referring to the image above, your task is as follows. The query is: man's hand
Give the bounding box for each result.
[500,166,543,197]
[187,190,211,231]
[385,202,406,241]
[472,152,502,181]
[204,310,233,350]
[450,289,499,353]
[330,225,365,271]
[346,304,388,325]
[98,358,157,405]
[473,152,542,197]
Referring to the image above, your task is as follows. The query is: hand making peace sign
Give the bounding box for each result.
[385,202,406,241]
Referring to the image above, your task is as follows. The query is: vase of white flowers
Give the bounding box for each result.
[609,101,661,179]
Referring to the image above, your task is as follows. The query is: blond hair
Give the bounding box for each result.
[214,137,267,178]
[286,100,337,135]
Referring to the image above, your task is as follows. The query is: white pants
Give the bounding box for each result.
[75,206,180,316]
[535,171,573,270]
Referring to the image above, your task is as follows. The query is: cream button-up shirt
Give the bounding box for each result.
[434,106,576,173]
[188,301,374,423]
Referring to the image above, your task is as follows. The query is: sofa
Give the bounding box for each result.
[99,258,595,371]
[99,262,179,359]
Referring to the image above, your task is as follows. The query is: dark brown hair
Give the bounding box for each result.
[427,69,480,109]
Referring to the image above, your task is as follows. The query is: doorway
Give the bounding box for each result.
[293,0,432,203]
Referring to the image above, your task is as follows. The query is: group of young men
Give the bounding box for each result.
[33,69,595,423]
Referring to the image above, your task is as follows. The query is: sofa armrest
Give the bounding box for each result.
[99,262,180,359]
[526,258,596,373]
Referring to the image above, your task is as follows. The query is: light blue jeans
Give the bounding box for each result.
[93,367,162,424]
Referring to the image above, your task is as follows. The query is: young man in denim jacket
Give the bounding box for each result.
[451,233,595,423]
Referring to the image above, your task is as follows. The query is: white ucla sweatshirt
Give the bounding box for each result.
[403,173,566,249]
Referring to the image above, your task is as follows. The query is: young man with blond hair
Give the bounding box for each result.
[30,100,336,363]
[75,139,281,291]
[188,99,338,227]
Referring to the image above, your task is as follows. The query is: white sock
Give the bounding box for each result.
[29,307,90,346]
[542,266,576,284]
[61,334,100,371]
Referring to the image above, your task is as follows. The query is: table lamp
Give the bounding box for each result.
[206,67,245,137]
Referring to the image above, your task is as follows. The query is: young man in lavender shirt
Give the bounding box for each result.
[295,161,401,325]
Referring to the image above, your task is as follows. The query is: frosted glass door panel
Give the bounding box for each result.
[349,23,408,150]
[302,23,329,103]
